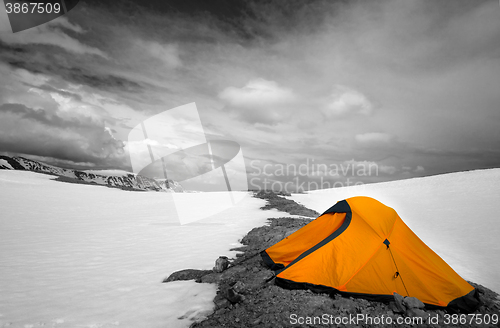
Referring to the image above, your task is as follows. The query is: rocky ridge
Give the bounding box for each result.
[0,155,183,192]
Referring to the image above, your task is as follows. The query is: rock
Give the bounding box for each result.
[251,317,262,326]
[213,256,229,273]
[435,310,445,320]
[163,269,213,283]
[230,246,248,252]
[403,296,425,309]
[215,308,227,316]
[221,265,247,281]
[332,295,358,313]
[254,190,319,217]
[226,288,244,304]
[232,281,246,294]
[198,272,222,284]
[407,308,427,318]
[243,271,275,291]
[214,295,230,309]
[393,292,406,313]
[262,272,275,282]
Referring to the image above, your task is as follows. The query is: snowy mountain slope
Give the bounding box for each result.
[0,155,183,192]
[289,168,500,294]
[155,178,185,193]
[12,156,76,178]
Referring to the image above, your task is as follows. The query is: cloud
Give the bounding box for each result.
[347,0,500,73]
[219,78,296,125]
[414,165,425,173]
[321,85,373,118]
[135,40,182,69]
[0,102,90,129]
[0,69,111,128]
[1,0,499,184]
[2,56,146,96]
[24,83,83,102]
[379,165,397,175]
[0,102,126,168]
[355,132,393,145]
[219,78,295,108]
[0,17,108,58]
[60,68,146,94]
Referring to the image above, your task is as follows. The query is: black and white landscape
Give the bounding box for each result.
[0,1,499,327]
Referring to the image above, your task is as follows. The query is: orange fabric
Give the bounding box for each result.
[265,212,346,268]
[265,196,475,308]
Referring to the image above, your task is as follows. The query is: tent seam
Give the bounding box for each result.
[339,221,399,290]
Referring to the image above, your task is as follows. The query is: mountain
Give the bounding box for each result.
[155,178,184,193]
[0,155,184,192]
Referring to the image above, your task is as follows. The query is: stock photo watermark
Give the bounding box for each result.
[249,159,380,193]
[128,103,249,225]
[1,0,80,33]
[290,313,499,326]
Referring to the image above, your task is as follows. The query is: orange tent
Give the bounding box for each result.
[261,196,480,312]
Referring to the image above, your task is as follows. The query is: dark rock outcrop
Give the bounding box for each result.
[163,269,213,283]
[254,190,319,217]
[213,256,230,273]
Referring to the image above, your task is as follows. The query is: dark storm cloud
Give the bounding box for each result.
[66,68,144,93]
[1,54,145,95]
[0,103,127,169]
[0,0,498,186]
[1,46,172,110]
[82,0,262,41]
[0,103,96,129]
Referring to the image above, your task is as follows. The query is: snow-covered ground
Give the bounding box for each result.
[289,168,500,294]
[0,171,290,328]
[1,169,499,328]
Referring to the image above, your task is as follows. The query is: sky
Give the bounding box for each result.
[0,0,499,191]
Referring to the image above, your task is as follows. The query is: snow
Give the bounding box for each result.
[0,171,290,328]
[0,159,13,170]
[288,168,500,294]
[1,169,499,328]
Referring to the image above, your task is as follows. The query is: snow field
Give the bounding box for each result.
[0,171,290,328]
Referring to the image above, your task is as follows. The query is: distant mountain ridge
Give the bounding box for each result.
[0,155,184,193]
